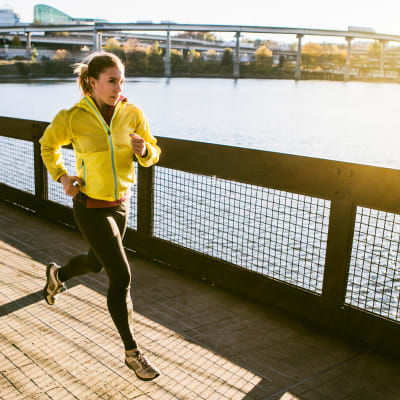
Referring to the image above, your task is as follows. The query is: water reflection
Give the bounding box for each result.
[1,78,400,169]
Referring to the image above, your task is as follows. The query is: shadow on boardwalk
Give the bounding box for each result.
[0,200,399,400]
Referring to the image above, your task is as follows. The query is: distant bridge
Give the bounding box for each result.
[2,22,399,79]
[1,31,257,54]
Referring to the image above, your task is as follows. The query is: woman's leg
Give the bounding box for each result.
[62,201,136,350]
[58,200,105,282]
[46,200,159,379]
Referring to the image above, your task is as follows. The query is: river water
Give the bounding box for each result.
[1,77,399,320]
[1,77,400,168]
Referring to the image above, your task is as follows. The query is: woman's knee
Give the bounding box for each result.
[108,267,131,291]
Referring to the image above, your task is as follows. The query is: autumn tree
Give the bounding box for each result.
[52,49,72,61]
[170,49,188,73]
[104,38,125,61]
[190,50,206,73]
[322,44,346,68]
[220,48,233,73]
[10,35,22,47]
[123,39,140,53]
[123,39,147,75]
[204,49,219,73]
[145,41,164,74]
[255,45,273,73]
[301,43,322,68]
[368,41,381,58]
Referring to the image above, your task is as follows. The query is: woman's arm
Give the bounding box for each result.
[40,110,82,197]
[132,110,161,167]
[39,110,72,182]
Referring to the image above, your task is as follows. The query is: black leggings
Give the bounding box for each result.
[58,199,137,351]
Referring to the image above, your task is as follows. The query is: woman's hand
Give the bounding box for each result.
[130,133,147,157]
[59,174,83,197]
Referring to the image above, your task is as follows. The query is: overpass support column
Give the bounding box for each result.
[295,34,303,80]
[93,30,102,51]
[25,32,32,50]
[344,37,352,81]
[380,40,387,76]
[165,29,171,77]
[233,32,240,78]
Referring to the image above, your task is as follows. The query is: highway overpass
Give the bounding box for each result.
[2,22,399,79]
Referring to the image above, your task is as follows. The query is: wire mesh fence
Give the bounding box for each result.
[48,147,75,208]
[153,167,330,294]
[346,206,400,322]
[46,149,138,230]
[2,122,400,343]
[127,163,138,231]
[0,137,35,194]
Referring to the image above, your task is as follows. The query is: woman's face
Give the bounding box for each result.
[89,66,125,108]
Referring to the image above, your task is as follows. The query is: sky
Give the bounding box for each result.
[3,0,400,43]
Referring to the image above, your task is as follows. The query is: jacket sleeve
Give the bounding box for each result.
[39,110,72,182]
[134,109,161,167]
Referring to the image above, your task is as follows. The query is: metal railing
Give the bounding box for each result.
[1,115,400,355]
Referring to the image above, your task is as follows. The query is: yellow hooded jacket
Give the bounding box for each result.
[40,96,161,201]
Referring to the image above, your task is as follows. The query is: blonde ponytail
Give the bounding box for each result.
[73,62,91,95]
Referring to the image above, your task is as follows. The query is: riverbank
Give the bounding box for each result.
[0,60,290,79]
[1,60,399,84]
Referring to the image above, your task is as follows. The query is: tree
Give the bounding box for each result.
[322,44,346,68]
[302,43,322,68]
[11,35,22,47]
[104,38,125,61]
[104,38,121,51]
[30,47,38,62]
[203,49,219,73]
[190,50,206,73]
[220,48,233,73]
[255,45,273,73]
[145,41,164,74]
[123,39,142,53]
[52,49,71,61]
[126,50,146,75]
[170,49,188,73]
[368,41,381,58]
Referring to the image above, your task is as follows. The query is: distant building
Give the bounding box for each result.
[34,4,107,24]
[0,8,20,25]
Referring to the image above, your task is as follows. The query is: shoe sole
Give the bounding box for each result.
[125,360,160,381]
[43,264,54,305]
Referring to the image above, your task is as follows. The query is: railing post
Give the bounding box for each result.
[380,39,387,77]
[165,29,171,77]
[322,199,356,310]
[136,164,154,246]
[33,136,48,210]
[295,34,303,80]
[233,32,240,78]
[344,37,352,81]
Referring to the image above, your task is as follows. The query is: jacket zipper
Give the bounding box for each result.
[81,159,86,185]
[84,97,120,200]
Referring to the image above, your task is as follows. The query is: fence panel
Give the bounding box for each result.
[1,116,400,355]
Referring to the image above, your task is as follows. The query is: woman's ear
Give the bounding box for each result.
[89,77,96,90]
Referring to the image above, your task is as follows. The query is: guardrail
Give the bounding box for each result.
[1,115,400,355]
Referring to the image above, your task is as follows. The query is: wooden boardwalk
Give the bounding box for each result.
[0,200,399,400]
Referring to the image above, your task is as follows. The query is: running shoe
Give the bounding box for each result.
[43,262,66,305]
[125,348,160,380]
